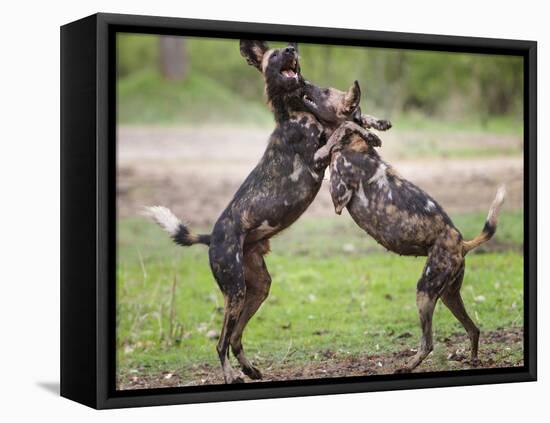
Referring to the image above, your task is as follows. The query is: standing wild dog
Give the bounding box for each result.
[304,82,506,372]
[147,40,388,383]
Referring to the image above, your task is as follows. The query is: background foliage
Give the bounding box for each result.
[117,34,523,128]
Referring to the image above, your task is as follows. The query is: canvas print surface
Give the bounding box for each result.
[115,34,524,390]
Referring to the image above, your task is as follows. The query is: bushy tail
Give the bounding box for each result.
[462,185,506,255]
[144,206,210,247]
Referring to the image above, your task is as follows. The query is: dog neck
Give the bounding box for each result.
[266,80,307,124]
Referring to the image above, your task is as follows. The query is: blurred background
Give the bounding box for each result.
[117,34,523,128]
[117,34,524,223]
[116,34,524,389]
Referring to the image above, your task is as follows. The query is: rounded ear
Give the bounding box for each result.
[240,40,269,71]
[344,80,361,111]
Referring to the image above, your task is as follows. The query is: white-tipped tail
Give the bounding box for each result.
[462,185,506,254]
[487,185,506,224]
[143,206,181,236]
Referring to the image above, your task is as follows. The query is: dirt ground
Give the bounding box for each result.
[117,327,523,390]
[117,126,524,226]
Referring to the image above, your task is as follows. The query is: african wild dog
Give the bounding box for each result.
[302,80,392,133]
[305,82,506,372]
[146,40,388,384]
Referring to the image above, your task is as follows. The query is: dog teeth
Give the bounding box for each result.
[303,96,316,108]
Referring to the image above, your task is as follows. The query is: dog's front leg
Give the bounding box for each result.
[361,114,392,131]
[314,121,380,167]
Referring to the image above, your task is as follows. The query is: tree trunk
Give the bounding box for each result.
[158,36,188,81]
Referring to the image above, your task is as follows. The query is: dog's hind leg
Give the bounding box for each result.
[217,293,246,383]
[441,265,481,365]
[230,240,272,380]
[396,234,463,373]
[395,289,438,373]
[209,233,247,384]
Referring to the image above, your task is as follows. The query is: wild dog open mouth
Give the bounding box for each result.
[303,94,317,109]
[280,58,298,79]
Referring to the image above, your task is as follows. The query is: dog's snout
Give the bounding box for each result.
[285,46,295,54]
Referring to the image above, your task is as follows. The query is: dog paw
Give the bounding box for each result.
[375,120,392,131]
[366,132,382,147]
[230,375,245,384]
[469,358,481,367]
[243,365,263,380]
[224,371,246,384]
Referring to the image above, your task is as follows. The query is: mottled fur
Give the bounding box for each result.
[310,92,506,371]
[149,41,385,384]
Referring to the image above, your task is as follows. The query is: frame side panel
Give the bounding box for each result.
[527,43,537,379]
[95,14,114,409]
[60,14,98,408]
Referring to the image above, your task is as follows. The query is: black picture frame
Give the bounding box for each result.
[60,12,537,409]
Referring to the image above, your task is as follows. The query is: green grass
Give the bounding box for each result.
[116,69,523,162]
[390,134,523,160]
[116,210,524,378]
[117,70,523,141]
[387,114,523,159]
[117,69,273,126]
[396,113,523,136]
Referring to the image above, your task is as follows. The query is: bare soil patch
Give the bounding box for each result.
[117,126,523,226]
[117,327,523,390]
